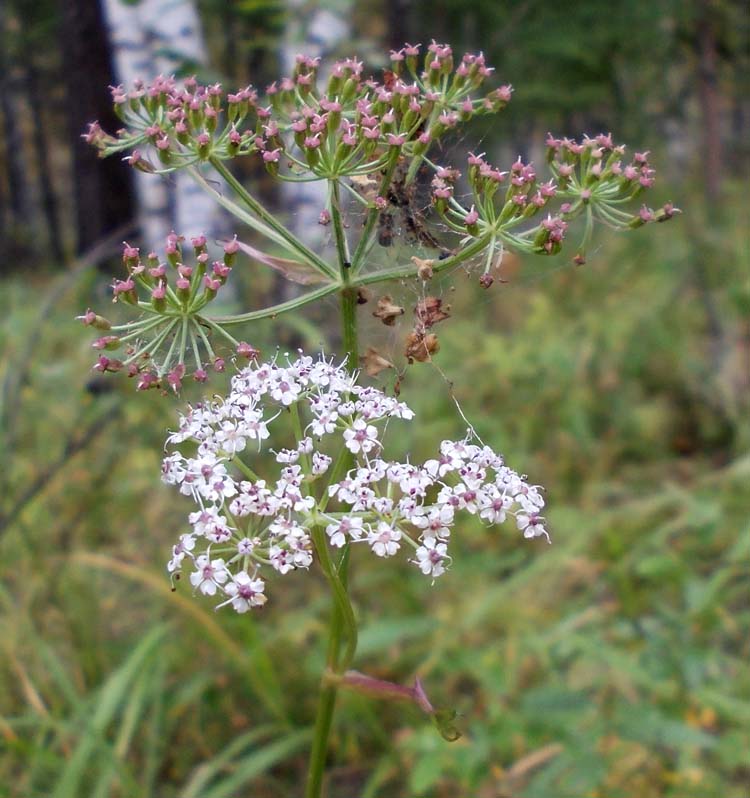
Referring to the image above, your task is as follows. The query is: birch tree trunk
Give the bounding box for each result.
[101,0,223,250]
[279,0,352,247]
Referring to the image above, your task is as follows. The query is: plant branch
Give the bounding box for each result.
[206,158,338,281]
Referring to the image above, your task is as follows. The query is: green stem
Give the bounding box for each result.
[206,282,340,326]
[306,529,355,798]
[350,151,401,275]
[207,158,338,281]
[351,230,494,287]
[305,287,359,798]
[305,675,338,798]
[329,179,351,272]
[340,288,359,367]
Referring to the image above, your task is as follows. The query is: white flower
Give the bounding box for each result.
[167,533,195,573]
[221,571,267,612]
[310,412,337,436]
[297,436,314,454]
[270,375,301,406]
[516,512,550,541]
[479,489,513,524]
[190,555,229,595]
[292,547,313,569]
[269,545,295,574]
[216,420,247,454]
[412,505,454,539]
[414,538,449,577]
[163,351,549,611]
[236,537,256,555]
[161,453,186,485]
[312,452,332,475]
[244,414,270,443]
[368,521,402,557]
[275,448,300,464]
[343,419,379,454]
[436,483,479,514]
[326,516,364,547]
[516,484,545,511]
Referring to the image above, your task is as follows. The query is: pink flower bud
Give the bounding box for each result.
[78,309,112,330]
[92,335,121,351]
[167,364,186,392]
[212,261,231,279]
[137,371,160,391]
[152,282,166,300]
[236,342,260,360]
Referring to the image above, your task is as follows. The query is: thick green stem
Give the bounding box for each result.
[329,177,359,368]
[306,527,356,798]
[305,676,338,798]
[305,275,359,798]
[340,288,359,367]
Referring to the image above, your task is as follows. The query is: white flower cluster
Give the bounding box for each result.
[162,353,548,612]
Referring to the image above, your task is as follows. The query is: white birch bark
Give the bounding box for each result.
[279,0,352,247]
[101,0,222,249]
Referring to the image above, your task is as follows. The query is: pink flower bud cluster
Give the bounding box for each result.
[85,44,511,181]
[432,152,565,254]
[256,43,510,179]
[86,75,258,167]
[162,353,547,612]
[430,131,676,266]
[80,235,257,391]
[544,134,675,227]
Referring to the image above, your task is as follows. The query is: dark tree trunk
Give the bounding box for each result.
[58,0,134,254]
[25,61,65,263]
[0,4,30,232]
[697,1,723,202]
[385,0,415,50]
[0,82,29,229]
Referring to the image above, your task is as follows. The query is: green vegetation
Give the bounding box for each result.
[1,179,747,796]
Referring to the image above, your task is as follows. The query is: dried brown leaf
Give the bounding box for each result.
[415,296,451,329]
[361,347,394,376]
[373,295,405,326]
[405,331,440,362]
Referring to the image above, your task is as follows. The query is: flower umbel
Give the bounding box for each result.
[79,235,256,390]
[163,352,548,611]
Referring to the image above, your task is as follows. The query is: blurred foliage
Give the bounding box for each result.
[411,0,749,135]
[1,177,747,796]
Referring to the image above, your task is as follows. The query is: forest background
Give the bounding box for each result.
[0,0,748,796]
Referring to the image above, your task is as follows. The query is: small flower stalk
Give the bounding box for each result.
[163,353,547,610]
